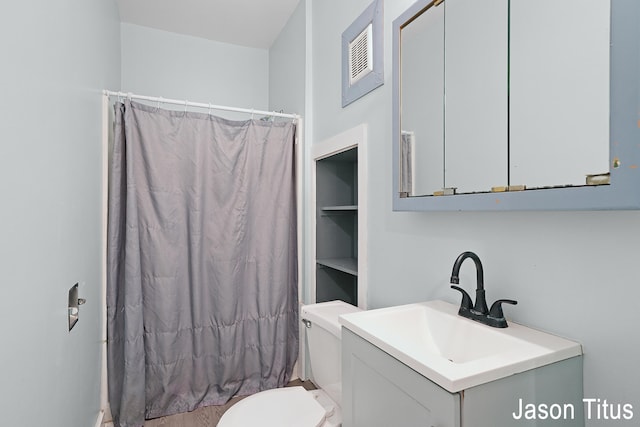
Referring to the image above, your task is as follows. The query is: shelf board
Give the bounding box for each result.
[317,257,358,276]
[321,205,358,215]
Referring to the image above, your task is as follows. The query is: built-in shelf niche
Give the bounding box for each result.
[316,147,358,305]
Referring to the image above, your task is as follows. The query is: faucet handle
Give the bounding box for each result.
[488,299,518,320]
[451,285,473,311]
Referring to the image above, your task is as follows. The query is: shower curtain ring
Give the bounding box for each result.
[184,100,188,113]
[208,103,212,116]
[156,97,162,111]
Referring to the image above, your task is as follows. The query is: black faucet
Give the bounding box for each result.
[449,251,517,328]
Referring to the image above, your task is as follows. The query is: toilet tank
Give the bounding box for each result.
[301,301,362,405]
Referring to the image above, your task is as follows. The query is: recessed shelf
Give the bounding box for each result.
[316,145,359,305]
[317,258,358,276]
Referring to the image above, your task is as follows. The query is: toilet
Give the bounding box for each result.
[218,300,361,427]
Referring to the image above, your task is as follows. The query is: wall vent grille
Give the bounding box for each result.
[349,23,373,85]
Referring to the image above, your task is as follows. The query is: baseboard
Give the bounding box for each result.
[93,409,105,427]
[291,359,301,381]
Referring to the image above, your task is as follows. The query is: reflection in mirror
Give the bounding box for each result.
[509,0,610,189]
[443,0,508,194]
[398,0,610,198]
[400,3,444,197]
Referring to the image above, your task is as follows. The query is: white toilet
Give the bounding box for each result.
[218,300,361,427]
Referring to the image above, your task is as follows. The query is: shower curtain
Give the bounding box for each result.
[107,100,298,427]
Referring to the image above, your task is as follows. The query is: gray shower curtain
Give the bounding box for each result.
[107,100,298,427]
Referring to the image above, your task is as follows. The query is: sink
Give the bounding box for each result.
[338,300,582,392]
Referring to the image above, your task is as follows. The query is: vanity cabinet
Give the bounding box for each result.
[342,328,585,427]
[342,328,460,427]
[315,148,358,305]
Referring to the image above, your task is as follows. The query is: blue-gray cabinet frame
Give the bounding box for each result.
[392,0,640,211]
[342,0,384,108]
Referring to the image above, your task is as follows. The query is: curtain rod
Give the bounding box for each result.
[103,90,299,120]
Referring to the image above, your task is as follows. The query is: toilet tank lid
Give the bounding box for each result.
[301,300,362,338]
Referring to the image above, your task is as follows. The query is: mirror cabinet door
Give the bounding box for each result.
[509,0,610,189]
[444,0,508,194]
[396,0,617,206]
[400,2,445,197]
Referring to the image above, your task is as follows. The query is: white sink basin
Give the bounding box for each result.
[338,300,582,392]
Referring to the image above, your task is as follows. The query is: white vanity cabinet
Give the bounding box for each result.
[342,328,460,427]
[342,328,585,427]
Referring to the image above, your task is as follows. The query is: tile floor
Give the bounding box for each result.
[102,379,316,427]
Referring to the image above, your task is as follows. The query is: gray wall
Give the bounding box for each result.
[121,23,269,116]
[0,1,121,426]
[306,0,639,425]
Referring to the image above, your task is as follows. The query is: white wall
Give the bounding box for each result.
[306,0,640,425]
[121,23,269,115]
[269,1,306,116]
[0,1,121,426]
[269,1,308,301]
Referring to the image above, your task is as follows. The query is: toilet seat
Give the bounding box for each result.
[217,386,328,427]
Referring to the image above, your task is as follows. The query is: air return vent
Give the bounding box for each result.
[341,0,383,107]
[349,24,374,85]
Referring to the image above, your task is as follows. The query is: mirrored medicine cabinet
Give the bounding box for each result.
[392,0,640,211]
